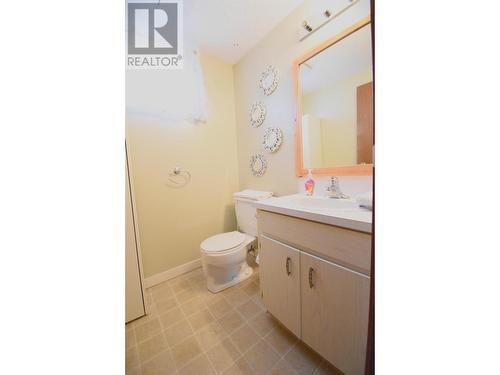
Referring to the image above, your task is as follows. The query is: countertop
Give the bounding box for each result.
[253,194,372,233]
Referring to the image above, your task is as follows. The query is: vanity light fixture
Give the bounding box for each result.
[299,0,360,41]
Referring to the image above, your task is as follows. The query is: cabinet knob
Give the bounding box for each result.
[309,267,315,288]
[286,257,292,276]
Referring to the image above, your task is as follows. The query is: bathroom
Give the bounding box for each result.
[4,0,500,374]
[126,0,373,374]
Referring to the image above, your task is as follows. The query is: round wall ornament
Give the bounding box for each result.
[262,127,283,153]
[249,154,267,177]
[249,101,266,128]
[259,65,279,96]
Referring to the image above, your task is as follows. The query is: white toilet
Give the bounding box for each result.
[200,190,273,293]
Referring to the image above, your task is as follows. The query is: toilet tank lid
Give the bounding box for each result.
[234,189,273,201]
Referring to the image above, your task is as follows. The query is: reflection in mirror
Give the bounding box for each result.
[299,23,373,169]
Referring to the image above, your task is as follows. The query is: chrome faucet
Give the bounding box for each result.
[326,177,349,199]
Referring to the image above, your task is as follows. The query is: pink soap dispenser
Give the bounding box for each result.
[304,169,315,195]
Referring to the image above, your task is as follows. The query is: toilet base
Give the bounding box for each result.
[205,262,254,293]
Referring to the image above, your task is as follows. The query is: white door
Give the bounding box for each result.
[301,252,370,375]
[126,156,145,323]
[259,235,301,337]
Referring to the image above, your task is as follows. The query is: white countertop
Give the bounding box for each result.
[253,194,372,233]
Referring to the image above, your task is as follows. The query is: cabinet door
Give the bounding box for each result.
[301,252,369,375]
[259,235,301,337]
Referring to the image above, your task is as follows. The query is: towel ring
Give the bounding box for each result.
[166,167,191,188]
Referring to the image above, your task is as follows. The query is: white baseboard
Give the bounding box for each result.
[144,258,202,288]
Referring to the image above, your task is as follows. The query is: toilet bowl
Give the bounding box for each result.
[200,190,273,293]
[201,231,256,292]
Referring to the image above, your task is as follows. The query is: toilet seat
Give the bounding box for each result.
[201,231,245,253]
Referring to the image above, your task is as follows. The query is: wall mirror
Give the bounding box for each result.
[294,17,373,176]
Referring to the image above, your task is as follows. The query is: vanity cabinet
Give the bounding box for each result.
[258,210,371,375]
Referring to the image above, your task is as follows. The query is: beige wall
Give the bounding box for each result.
[126,53,239,278]
[233,0,371,196]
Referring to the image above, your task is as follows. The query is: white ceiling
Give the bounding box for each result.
[300,24,372,94]
[184,0,304,64]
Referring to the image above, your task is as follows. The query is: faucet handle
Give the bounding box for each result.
[327,176,347,198]
[329,176,339,189]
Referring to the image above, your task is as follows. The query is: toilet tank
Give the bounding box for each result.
[234,190,273,236]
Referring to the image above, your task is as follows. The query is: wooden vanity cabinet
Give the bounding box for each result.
[258,210,371,375]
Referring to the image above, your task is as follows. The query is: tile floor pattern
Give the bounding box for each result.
[126,267,341,375]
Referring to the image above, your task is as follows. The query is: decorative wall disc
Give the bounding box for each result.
[250,154,267,177]
[262,127,283,153]
[249,101,266,128]
[259,65,279,96]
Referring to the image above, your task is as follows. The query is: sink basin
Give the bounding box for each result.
[292,196,359,210]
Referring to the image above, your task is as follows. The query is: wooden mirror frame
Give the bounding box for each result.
[293,16,373,177]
